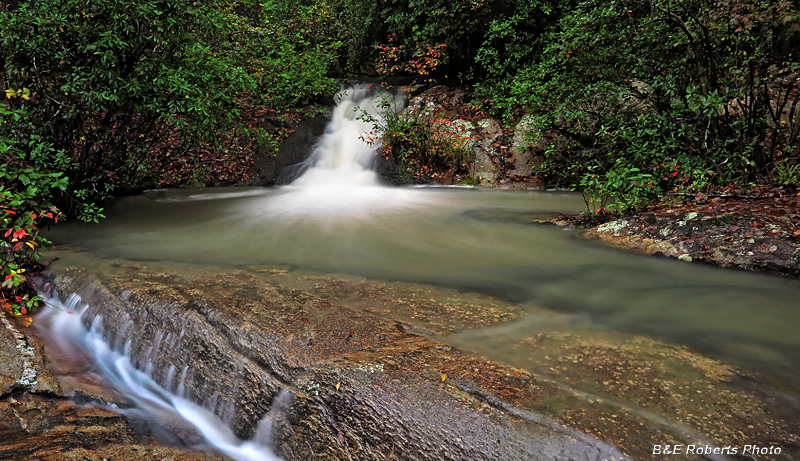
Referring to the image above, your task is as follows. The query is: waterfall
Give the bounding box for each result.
[291,84,394,188]
[262,84,424,217]
[36,294,283,461]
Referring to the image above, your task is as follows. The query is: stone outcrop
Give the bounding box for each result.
[377,85,545,189]
[49,263,628,460]
[585,202,800,278]
[252,111,331,186]
[0,298,224,460]
[4,260,797,460]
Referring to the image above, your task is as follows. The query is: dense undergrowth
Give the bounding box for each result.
[2,0,799,317]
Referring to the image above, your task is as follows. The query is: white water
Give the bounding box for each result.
[263,84,427,218]
[37,293,282,461]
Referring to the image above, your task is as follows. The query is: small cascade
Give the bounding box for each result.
[291,85,392,188]
[37,293,284,461]
[262,84,431,218]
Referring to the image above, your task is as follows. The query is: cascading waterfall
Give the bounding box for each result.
[36,293,283,461]
[263,84,428,217]
[292,85,390,188]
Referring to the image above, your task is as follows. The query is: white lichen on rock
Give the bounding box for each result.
[357,362,385,374]
[597,220,630,236]
[2,314,39,389]
[677,212,698,227]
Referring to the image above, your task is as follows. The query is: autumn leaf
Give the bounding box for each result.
[441,373,447,382]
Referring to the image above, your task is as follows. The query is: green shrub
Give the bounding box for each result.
[0,0,339,197]
[477,0,799,214]
[0,102,71,320]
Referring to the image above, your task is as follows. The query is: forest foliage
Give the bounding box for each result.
[1,0,799,316]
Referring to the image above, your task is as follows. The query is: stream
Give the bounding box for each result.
[40,85,800,458]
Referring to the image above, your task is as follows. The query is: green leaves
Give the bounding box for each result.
[472,0,799,214]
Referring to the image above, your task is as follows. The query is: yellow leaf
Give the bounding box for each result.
[21,93,30,101]
[335,382,341,391]
[5,89,14,99]
[441,373,447,382]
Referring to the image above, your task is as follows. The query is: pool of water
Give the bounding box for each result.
[44,184,800,394]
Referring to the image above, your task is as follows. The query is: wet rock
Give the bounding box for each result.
[586,205,800,278]
[0,393,223,460]
[0,308,222,460]
[286,274,526,334]
[51,262,631,460]
[253,111,331,186]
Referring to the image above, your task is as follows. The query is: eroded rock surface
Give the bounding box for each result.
[0,300,224,460]
[49,262,632,460]
[6,259,795,460]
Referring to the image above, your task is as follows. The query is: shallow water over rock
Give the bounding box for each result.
[45,185,800,394]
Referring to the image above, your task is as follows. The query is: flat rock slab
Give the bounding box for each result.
[275,272,800,460]
[11,259,793,460]
[49,262,632,460]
